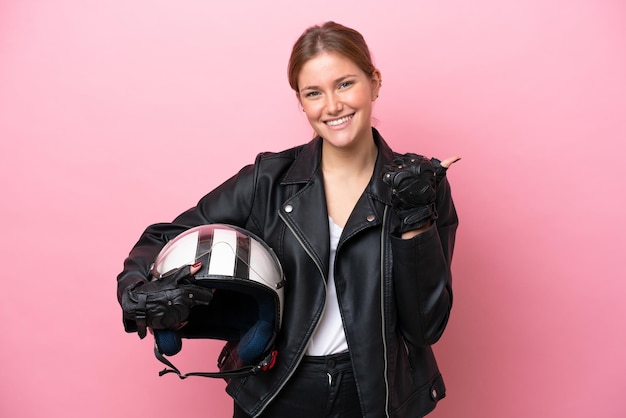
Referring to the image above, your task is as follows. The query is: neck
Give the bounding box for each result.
[321,136,378,178]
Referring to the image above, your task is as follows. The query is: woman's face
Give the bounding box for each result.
[297,52,381,150]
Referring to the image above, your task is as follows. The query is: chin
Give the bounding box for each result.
[323,136,360,150]
[324,127,370,148]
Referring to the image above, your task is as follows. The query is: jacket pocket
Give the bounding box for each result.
[401,336,414,373]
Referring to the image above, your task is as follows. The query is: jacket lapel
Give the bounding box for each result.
[339,129,395,248]
[278,129,396,273]
[280,138,330,279]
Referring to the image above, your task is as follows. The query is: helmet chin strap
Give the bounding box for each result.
[153,341,278,379]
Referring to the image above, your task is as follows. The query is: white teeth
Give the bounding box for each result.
[325,115,353,126]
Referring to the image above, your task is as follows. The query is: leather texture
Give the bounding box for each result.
[116,128,458,417]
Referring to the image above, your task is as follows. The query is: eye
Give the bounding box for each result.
[304,91,320,98]
[338,80,354,89]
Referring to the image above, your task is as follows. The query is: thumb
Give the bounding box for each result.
[440,156,461,169]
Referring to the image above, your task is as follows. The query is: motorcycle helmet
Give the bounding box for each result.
[150,224,285,379]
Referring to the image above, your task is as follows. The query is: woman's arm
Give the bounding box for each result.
[116,162,258,332]
[392,175,458,346]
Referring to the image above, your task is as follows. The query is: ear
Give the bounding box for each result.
[295,91,306,112]
[371,69,382,100]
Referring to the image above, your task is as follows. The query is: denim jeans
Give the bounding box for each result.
[233,352,362,418]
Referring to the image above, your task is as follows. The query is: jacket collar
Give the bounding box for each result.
[281,128,395,206]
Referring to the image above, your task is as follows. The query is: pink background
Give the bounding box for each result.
[1,1,625,417]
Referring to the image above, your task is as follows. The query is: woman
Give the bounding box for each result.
[117,21,459,417]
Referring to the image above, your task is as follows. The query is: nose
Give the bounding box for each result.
[325,93,343,115]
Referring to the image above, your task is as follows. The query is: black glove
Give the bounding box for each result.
[121,264,214,339]
[383,153,447,233]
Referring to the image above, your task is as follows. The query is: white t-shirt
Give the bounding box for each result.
[305,217,349,355]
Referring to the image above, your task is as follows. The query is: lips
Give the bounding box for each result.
[324,114,354,126]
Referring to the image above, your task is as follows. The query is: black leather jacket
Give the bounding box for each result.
[117,129,458,417]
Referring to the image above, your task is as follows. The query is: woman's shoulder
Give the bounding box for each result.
[254,136,319,168]
[249,137,320,185]
[257,137,317,160]
[257,143,305,162]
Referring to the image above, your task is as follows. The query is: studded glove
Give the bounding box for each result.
[121,264,214,339]
[383,153,448,234]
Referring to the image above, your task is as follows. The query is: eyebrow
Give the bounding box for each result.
[299,74,358,92]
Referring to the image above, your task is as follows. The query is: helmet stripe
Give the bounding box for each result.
[235,231,251,280]
[195,226,214,272]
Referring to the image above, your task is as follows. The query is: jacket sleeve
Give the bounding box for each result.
[391,176,458,347]
[116,161,259,332]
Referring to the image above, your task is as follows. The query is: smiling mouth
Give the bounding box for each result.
[324,114,354,126]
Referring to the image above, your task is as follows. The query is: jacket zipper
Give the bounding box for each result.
[380,205,391,418]
[254,211,329,417]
